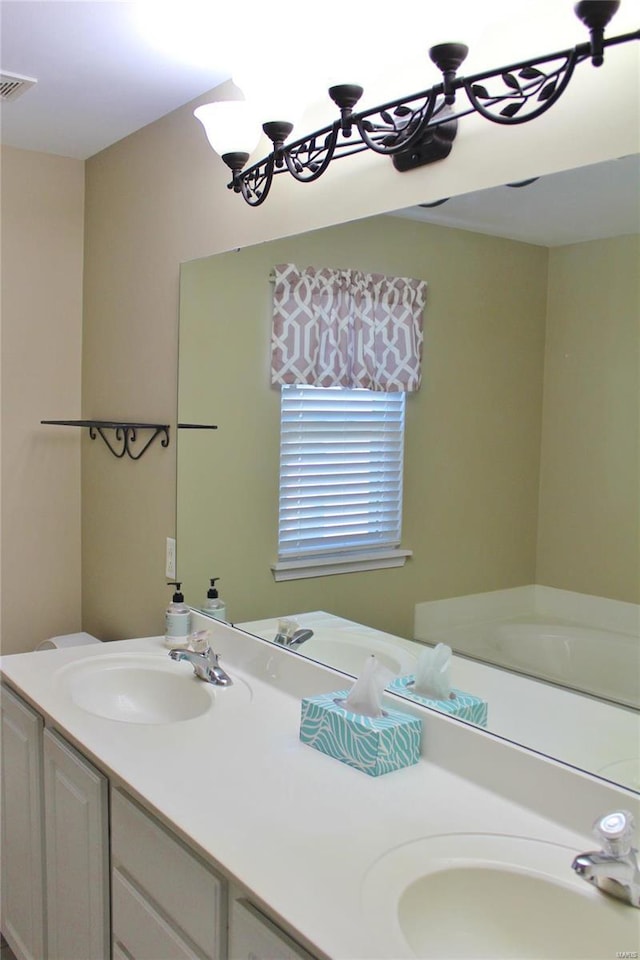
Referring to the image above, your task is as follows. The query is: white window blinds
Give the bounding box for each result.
[277,385,406,567]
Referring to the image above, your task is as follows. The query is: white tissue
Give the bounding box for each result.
[413,643,453,700]
[341,655,395,719]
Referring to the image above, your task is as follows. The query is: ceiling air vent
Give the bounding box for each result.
[0,71,37,102]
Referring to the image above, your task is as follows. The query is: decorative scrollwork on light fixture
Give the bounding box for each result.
[195,1,638,207]
[463,50,579,124]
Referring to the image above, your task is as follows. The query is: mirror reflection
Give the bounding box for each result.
[177,155,639,791]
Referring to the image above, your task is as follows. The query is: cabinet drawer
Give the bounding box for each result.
[229,899,316,960]
[111,788,223,958]
[113,868,203,960]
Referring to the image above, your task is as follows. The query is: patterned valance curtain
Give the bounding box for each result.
[271,263,427,392]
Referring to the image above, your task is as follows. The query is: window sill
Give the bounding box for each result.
[271,548,412,582]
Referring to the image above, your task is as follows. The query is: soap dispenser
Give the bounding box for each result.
[165,582,191,649]
[204,578,226,622]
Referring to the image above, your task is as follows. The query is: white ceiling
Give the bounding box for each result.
[393,154,640,247]
[1,1,638,245]
[0,0,232,158]
[5,0,638,161]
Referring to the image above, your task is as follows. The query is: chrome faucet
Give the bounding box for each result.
[168,646,233,686]
[572,810,640,907]
[274,627,314,648]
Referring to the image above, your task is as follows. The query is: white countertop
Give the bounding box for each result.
[1,619,638,959]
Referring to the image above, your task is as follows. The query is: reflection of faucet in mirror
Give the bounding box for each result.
[572,811,640,908]
[288,629,314,648]
[169,647,233,686]
[274,618,314,649]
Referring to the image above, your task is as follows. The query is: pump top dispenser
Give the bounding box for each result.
[204,577,226,622]
[165,581,191,649]
[169,582,185,604]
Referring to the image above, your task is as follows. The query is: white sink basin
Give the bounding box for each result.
[299,631,418,676]
[55,653,251,724]
[361,833,638,959]
[236,614,419,678]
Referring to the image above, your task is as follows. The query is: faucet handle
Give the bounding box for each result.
[594,810,636,857]
[190,629,212,654]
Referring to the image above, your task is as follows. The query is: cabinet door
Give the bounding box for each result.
[43,728,109,960]
[229,900,316,960]
[0,685,46,960]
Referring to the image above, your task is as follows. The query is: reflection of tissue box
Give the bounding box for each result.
[300,690,422,777]
[388,677,488,727]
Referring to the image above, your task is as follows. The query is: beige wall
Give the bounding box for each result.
[537,235,640,603]
[81,40,639,640]
[1,146,84,654]
[177,217,548,637]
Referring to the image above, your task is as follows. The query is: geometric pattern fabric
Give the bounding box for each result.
[271,263,427,392]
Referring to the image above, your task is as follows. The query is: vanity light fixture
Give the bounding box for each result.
[194,0,639,206]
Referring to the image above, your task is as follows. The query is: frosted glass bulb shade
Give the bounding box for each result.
[194,102,261,157]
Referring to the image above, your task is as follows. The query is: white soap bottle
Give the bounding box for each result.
[165,582,191,648]
[204,577,227,622]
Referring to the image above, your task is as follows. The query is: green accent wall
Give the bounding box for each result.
[537,235,640,602]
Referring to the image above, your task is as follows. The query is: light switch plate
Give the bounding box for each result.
[165,537,176,580]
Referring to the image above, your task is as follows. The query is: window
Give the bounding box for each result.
[273,385,411,581]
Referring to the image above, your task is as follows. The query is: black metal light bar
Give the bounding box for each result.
[220,1,638,206]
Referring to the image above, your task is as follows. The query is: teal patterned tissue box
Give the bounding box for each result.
[388,676,488,727]
[299,690,422,777]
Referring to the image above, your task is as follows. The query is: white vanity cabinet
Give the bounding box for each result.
[1,686,110,960]
[111,790,320,960]
[0,686,46,960]
[1,686,226,960]
[111,787,225,960]
[1,683,318,960]
[229,899,316,960]
[42,728,109,960]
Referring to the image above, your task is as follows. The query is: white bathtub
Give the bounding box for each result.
[485,621,639,708]
[415,587,640,709]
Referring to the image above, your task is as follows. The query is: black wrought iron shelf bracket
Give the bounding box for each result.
[41,420,171,461]
[41,420,219,460]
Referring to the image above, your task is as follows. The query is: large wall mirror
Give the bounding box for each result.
[177,154,639,792]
